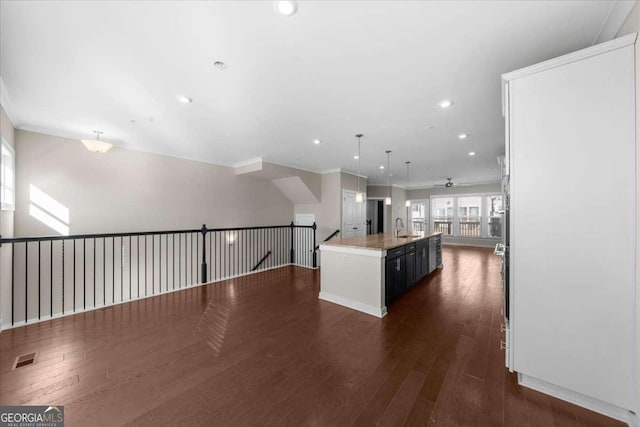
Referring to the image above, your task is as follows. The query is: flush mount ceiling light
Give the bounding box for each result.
[81,130,113,153]
[439,99,452,109]
[379,165,384,169]
[405,161,412,207]
[274,1,298,16]
[458,133,468,139]
[313,139,321,145]
[353,155,359,160]
[468,151,476,156]
[213,61,227,70]
[385,150,392,206]
[177,95,192,104]
[355,134,364,203]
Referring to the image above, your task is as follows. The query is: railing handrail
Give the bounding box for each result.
[251,251,272,271]
[0,223,316,245]
[323,229,340,242]
[0,220,319,328]
[315,229,340,250]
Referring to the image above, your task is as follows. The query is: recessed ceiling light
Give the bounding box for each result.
[439,99,452,109]
[458,133,468,139]
[214,61,227,70]
[275,1,298,16]
[353,155,359,160]
[177,95,192,104]
[313,139,321,145]
[379,165,385,169]
[468,151,476,156]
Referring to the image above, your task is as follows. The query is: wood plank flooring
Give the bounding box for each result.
[0,246,625,426]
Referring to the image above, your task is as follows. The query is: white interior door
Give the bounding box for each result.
[342,190,366,238]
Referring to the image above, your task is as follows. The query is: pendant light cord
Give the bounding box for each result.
[356,134,363,197]
[386,150,391,199]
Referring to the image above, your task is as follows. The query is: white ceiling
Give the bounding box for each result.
[0,1,633,187]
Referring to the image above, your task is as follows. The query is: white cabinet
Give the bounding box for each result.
[503,33,637,419]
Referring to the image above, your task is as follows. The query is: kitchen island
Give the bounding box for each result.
[319,232,443,317]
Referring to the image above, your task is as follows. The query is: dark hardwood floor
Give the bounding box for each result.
[0,247,624,426]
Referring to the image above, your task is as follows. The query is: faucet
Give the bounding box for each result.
[395,217,404,237]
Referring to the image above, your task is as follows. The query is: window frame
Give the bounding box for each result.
[1,137,15,211]
[429,192,503,239]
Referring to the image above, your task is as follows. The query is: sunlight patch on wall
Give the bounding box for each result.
[29,184,69,235]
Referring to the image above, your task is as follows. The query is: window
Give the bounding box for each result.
[432,197,454,235]
[430,193,502,239]
[410,201,427,233]
[458,196,482,237]
[486,195,503,238]
[1,138,15,211]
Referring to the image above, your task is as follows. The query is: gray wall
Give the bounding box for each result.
[366,185,408,234]
[14,129,294,236]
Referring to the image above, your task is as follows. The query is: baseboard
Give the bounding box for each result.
[518,374,637,425]
[319,291,386,318]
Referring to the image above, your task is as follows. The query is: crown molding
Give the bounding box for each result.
[232,157,263,168]
[406,180,502,191]
[321,168,367,179]
[503,32,636,82]
[261,158,323,175]
[367,183,408,189]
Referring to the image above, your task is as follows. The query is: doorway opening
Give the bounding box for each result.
[366,199,385,235]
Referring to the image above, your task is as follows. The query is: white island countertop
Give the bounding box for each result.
[321,231,442,252]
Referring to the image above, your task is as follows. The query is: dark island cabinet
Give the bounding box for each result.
[406,246,416,288]
[416,239,428,278]
[385,252,406,304]
[385,235,442,305]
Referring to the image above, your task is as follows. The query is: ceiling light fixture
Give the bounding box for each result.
[468,151,476,156]
[353,155,359,160]
[439,99,452,109]
[405,161,411,207]
[313,139,321,145]
[214,61,227,70]
[81,130,113,153]
[355,134,364,203]
[458,133,468,139]
[385,150,392,206]
[274,1,298,16]
[379,165,384,169]
[177,95,192,104]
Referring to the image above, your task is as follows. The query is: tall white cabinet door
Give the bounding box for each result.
[509,44,635,410]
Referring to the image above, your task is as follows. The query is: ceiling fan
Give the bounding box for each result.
[434,178,471,188]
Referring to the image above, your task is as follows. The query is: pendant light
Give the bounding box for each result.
[81,130,113,153]
[385,150,392,205]
[405,161,411,207]
[355,134,364,203]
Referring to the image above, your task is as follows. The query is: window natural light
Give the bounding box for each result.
[29,184,70,235]
[1,138,15,211]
